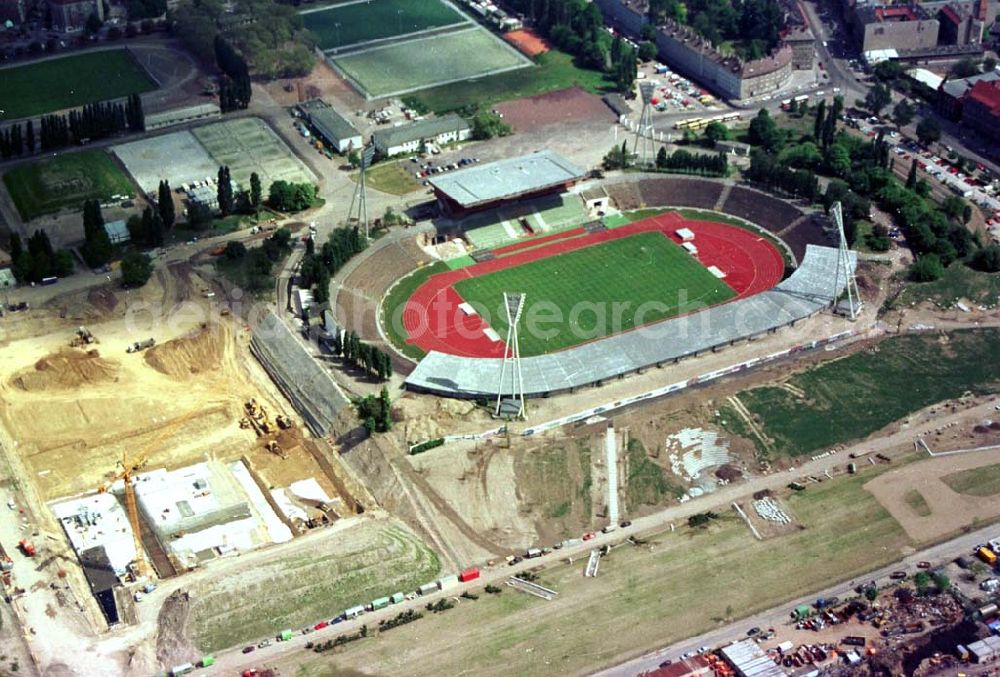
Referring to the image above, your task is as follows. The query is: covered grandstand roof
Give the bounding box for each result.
[404,245,855,398]
[430,150,586,209]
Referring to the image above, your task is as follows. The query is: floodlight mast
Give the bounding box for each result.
[495,292,526,419]
[633,81,658,167]
[348,145,374,238]
[831,201,861,320]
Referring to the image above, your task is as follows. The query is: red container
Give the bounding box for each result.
[458,567,480,583]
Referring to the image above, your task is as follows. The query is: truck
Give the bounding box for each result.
[458,567,480,583]
[841,636,866,647]
[978,546,998,566]
[126,338,156,353]
[278,629,294,642]
[792,604,811,620]
[525,548,543,559]
[170,664,194,677]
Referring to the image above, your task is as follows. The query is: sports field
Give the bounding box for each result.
[2,150,134,220]
[0,49,156,120]
[331,26,532,99]
[192,118,313,188]
[303,0,467,50]
[453,231,734,356]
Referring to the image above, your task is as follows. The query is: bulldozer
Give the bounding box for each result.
[275,414,292,430]
[243,399,273,436]
[70,326,96,347]
[266,440,287,459]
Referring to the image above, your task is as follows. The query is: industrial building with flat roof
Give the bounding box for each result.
[372,114,471,158]
[298,100,362,154]
[430,150,586,215]
[719,639,785,677]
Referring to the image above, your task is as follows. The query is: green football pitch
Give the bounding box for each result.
[303,0,466,50]
[0,50,156,119]
[453,231,736,356]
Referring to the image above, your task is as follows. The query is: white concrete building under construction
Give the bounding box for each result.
[372,114,471,157]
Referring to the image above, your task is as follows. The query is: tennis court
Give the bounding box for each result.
[192,118,313,189]
[330,26,532,99]
[303,0,468,50]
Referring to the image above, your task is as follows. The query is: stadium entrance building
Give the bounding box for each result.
[429,150,586,217]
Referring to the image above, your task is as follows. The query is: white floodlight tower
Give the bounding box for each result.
[495,292,526,419]
[348,145,375,238]
[831,201,861,320]
[633,81,658,167]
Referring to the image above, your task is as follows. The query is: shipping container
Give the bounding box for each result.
[371,596,390,610]
[978,546,998,566]
[279,629,293,641]
[344,605,365,619]
[390,592,405,604]
[199,656,215,668]
[561,538,583,548]
[418,582,438,596]
[526,548,542,558]
[980,603,999,618]
[437,574,459,591]
[459,567,480,583]
[170,664,194,677]
[40,276,58,286]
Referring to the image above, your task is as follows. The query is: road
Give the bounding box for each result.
[597,522,1000,676]
[209,392,1000,675]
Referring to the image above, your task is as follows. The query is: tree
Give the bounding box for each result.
[224,240,247,260]
[217,166,234,216]
[638,41,657,62]
[81,199,112,268]
[914,571,931,595]
[187,202,213,229]
[826,143,851,177]
[249,172,262,213]
[909,254,944,282]
[951,57,980,78]
[656,145,668,168]
[747,109,781,152]
[157,180,175,228]
[864,84,892,116]
[892,100,914,128]
[864,586,878,602]
[985,57,998,73]
[703,121,729,145]
[85,11,102,34]
[813,99,826,141]
[268,181,316,212]
[471,111,511,140]
[916,117,941,146]
[906,158,918,189]
[932,572,950,594]
[971,245,1000,272]
[121,251,153,287]
[25,120,34,153]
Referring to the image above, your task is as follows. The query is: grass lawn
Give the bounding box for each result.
[189,520,440,652]
[290,459,914,677]
[942,463,1000,497]
[406,49,613,114]
[453,231,735,356]
[625,438,684,507]
[332,26,530,99]
[904,489,932,516]
[2,150,134,220]
[736,329,1000,459]
[360,161,421,195]
[895,262,1000,309]
[382,261,449,359]
[0,50,156,120]
[517,440,592,538]
[303,0,466,50]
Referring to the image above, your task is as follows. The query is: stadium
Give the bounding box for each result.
[334,150,857,401]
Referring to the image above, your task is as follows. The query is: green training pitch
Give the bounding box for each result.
[331,26,531,99]
[453,231,735,356]
[2,150,135,221]
[303,0,466,50]
[0,50,156,120]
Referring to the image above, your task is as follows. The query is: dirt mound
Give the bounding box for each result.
[144,326,223,378]
[156,590,196,665]
[11,349,119,391]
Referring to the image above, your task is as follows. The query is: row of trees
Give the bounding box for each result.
[220,228,293,293]
[81,199,114,268]
[214,36,252,112]
[1,94,146,158]
[353,387,393,434]
[610,35,638,94]
[655,147,728,176]
[505,0,607,70]
[745,151,820,200]
[650,0,782,60]
[268,180,317,212]
[330,330,394,381]
[7,230,74,284]
[298,226,367,304]
[126,207,166,249]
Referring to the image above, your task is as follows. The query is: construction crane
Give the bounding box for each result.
[98,411,196,579]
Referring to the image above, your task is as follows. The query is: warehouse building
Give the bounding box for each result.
[372,114,471,158]
[298,100,362,154]
[429,150,586,216]
[968,635,1000,662]
[719,639,785,677]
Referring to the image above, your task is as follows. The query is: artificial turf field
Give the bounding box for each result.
[2,150,134,220]
[0,50,156,119]
[303,0,466,50]
[452,231,735,356]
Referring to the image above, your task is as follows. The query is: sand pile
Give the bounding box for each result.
[11,349,119,391]
[144,326,223,378]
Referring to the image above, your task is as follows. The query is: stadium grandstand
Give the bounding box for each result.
[430,150,586,216]
[403,245,855,398]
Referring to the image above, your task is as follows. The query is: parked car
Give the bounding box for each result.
[257,639,272,648]
[242,646,255,654]
[582,532,596,541]
[917,561,931,569]
[890,571,907,580]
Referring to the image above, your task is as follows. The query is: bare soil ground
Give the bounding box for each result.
[503,29,552,57]
[260,58,367,112]
[865,446,1000,542]
[494,86,615,133]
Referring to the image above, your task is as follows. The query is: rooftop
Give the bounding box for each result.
[940,69,1000,99]
[720,639,785,677]
[300,100,360,143]
[53,492,138,576]
[907,67,945,89]
[372,113,469,149]
[967,78,1000,113]
[429,150,586,208]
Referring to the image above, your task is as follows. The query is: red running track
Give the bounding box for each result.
[401,212,785,358]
